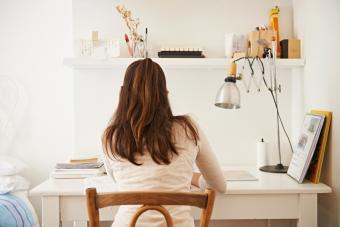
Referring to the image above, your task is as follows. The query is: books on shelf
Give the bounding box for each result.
[287,113,325,183]
[305,110,332,183]
[51,158,105,179]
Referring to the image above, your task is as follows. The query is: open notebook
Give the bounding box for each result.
[224,170,258,181]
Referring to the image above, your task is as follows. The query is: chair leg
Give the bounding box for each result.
[86,188,100,227]
[199,189,215,227]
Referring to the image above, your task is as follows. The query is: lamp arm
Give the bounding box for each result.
[233,57,255,76]
[231,53,294,155]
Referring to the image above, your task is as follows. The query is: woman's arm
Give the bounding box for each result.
[101,152,116,182]
[194,121,226,193]
[191,172,201,188]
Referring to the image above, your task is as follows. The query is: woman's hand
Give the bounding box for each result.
[191,172,201,188]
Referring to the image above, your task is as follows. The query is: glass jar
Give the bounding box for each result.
[132,39,146,58]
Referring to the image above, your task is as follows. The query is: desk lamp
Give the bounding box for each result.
[215,62,240,109]
[215,40,292,173]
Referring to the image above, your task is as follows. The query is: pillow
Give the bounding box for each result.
[0,155,27,176]
[0,175,30,194]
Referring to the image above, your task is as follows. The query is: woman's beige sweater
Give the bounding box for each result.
[103,118,226,227]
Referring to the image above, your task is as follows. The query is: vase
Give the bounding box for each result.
[132,39,146,58]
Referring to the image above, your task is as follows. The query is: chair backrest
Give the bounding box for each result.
[86,187,215,227]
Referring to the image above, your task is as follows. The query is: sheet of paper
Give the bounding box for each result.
[224,170,258,181]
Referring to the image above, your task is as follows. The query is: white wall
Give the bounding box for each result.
[73,0,294,58]
[293,0,340,226]
[0,0,73,221]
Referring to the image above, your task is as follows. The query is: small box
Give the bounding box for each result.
[280,39,301,58]
[248,30,276,57]
[92,31,99,42]
[92,31,99,47]
[248,31,260,57]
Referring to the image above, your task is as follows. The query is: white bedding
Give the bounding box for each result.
[0,175,30,194]
[0,155,28,176]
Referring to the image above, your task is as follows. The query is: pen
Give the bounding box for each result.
[124,34,132,56]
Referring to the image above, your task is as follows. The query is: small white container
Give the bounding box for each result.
[224,33,248,58]
[224,33,235,58]
[256,138,268,169]
[105,40,120,58]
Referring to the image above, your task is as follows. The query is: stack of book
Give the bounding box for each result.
[51,158,106,179]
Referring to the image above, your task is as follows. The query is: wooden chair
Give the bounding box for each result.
[86,187,215,227]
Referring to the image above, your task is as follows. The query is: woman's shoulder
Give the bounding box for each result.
[172,114,202,142]
[172,114,196,129]
[173,114,202,130]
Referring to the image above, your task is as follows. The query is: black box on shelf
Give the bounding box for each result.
[158,50,204,58]
[280,39,301,59]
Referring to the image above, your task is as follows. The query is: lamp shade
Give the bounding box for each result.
[214,77,240,109]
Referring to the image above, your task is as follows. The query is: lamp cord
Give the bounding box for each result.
[233,56,294,153]
[256,56,294,154]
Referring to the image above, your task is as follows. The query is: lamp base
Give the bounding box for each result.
[260,164,288,173]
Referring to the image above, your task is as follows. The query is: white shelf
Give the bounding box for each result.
[63,57,305,70]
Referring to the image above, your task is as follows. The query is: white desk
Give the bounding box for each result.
[30,169,331,227]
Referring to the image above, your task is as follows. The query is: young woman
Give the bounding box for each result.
[102,58,226,227]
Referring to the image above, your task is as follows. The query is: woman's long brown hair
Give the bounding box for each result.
[102,58,199,165]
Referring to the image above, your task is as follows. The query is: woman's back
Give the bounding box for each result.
[104,122,200,227]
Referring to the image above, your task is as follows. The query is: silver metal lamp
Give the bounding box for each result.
[214,62,240,109]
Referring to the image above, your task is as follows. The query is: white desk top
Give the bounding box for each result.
[30,167,331,196]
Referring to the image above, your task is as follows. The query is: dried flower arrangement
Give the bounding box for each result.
[116,5,143,42]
